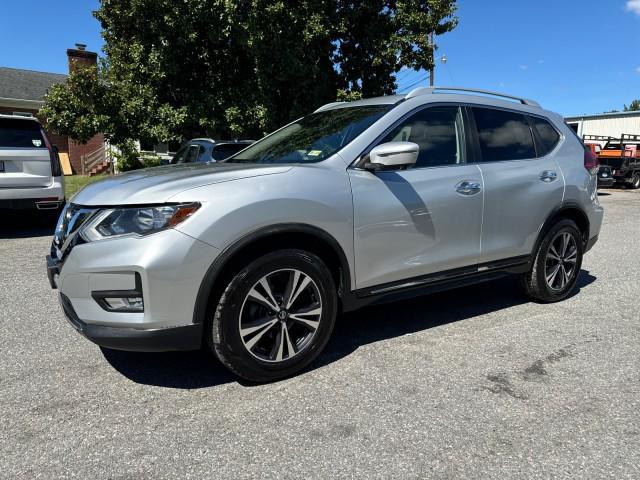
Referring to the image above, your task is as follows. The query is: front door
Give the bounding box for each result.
[349,105,484,290]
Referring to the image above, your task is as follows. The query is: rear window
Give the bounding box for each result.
[530,116,561,156]
[473,108,536,161]
[0,118,46,148]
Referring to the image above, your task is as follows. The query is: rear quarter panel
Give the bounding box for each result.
[554,119,603,240]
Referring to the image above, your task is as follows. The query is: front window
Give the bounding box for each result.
[227,105,390,164]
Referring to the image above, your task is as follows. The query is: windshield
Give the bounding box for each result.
[603,143,622,150]
[227,105,390,164]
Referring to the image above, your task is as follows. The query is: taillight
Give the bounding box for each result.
[41,128,62,177]
[584,148,598,173]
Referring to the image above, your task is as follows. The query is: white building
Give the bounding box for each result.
[565,111,640,139]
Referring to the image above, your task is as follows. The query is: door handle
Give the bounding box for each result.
[539,170,558,182]
[455,180,482,195]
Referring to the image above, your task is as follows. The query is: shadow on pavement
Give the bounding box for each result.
[0,210,58,239]
[101,270,596,389]
[101,348,238,388]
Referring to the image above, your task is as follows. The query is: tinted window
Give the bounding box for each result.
[171,144,200,164]
[603,143,622,151]
[0,118,46,148]
[473,108,535,161]
[229,105,389,164]
[212,144,249,161]
[197,144,211,162]
[381,106,465,168]
[530,116,560,156]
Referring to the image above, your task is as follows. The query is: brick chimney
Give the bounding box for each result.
[65,43,104,175]
[67,43,98,72]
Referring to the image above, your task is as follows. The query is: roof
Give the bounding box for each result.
[0,113,40,122]
[316,87,544,113]
[190,138,255,145]
[565,110,640,121]
[0,67,66,102]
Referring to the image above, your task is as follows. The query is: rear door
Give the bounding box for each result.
[0,117,52,188]
[471,107,564,263]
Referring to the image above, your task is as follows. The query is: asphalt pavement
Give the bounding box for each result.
[1,188,639,479]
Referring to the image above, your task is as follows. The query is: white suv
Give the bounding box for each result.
[0,115,64,212]
[47,87,603,382]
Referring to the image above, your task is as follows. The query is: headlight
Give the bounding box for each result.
[80,203,200,242]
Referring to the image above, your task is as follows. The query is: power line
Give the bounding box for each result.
[398,74,429,93]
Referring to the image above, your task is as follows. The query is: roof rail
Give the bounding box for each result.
[405,86,541,108]
[314,101,345,113]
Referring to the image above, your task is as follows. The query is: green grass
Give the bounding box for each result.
[64,175,107,199]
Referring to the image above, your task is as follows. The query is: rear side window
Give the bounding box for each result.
[473,108,535,161]
[212,144,249,161]
[0,118,46,148]
[530,116,560,156]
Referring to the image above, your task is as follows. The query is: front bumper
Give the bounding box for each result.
[59,292,202,351]
[48,227,220,352]
[597,176,614,188]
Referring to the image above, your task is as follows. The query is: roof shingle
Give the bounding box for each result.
[0,67,66,101]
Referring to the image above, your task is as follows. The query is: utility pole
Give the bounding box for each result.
[428,32,435,87]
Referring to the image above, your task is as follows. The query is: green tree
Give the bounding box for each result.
[624,100,640,111]
[42,0,457,149]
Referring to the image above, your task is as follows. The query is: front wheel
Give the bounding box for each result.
[521,219,584,303]
[628,173,640,189]
[208,249,337,382]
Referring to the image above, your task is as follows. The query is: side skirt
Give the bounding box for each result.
[341,256,530,312]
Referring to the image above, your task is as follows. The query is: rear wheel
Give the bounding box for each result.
[521,219,583,303]
[208,249,337,382]
[628,173,640,189]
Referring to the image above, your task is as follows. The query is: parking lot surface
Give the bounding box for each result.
[1,189,639,479]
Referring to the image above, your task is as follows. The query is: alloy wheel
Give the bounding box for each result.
[239,269,323,363]
[544,232,578,292]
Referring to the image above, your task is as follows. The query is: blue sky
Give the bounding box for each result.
[1,0,638,116]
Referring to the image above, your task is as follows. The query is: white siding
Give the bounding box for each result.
[565,113,640,138]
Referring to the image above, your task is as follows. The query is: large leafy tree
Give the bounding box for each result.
[42,0,457,148]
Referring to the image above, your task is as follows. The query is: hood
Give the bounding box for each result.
[70,162,292,206]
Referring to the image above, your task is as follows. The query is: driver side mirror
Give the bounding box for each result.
[365,142,419,171]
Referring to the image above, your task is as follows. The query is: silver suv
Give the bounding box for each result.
[47,87,603,381]
[1,115,64,212]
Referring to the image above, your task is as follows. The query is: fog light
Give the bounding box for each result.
[103,297,144,312]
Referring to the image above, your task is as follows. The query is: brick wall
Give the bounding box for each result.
[68,134,104,173]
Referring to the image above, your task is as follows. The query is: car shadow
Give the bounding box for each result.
[0,211,58,239]
[101,270,596,389]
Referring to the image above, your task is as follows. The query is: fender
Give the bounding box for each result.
[192,223,352,325]
[531,201,590,259]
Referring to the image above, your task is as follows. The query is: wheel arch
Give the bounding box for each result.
[533,203,590,257]
[192,223,352,326]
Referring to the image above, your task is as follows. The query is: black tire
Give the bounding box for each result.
[521,219,583,303]
[629,173,640,189]
[208,249,337,382]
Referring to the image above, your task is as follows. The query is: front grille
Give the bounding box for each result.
[51,203,97,262]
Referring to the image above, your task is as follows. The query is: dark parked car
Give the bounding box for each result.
[597,165,614,187]
[168,139,254,165]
